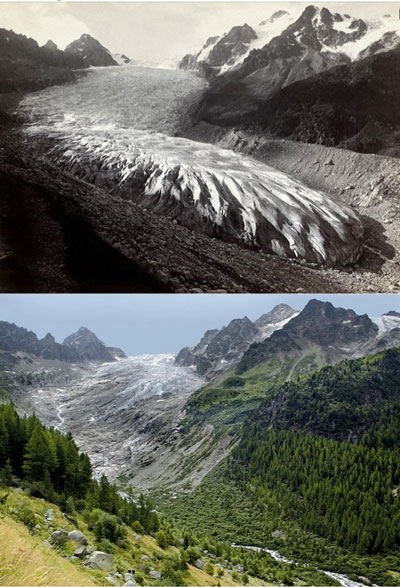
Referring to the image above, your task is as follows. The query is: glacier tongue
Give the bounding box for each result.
[27,125,363,267]
[19,66,363,267]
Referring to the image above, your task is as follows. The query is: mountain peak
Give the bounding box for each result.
[63,327,126,362]
[65,34,119,67]
[43,39,58,51]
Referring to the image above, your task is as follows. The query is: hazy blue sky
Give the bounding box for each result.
[0,294,398,355]
[0,2,397,64]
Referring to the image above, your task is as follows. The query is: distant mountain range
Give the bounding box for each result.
[0,28,130,97]
[0,322,125,363]
[182,5,400,154]
[181,7,400,81]
[177,300,400,379]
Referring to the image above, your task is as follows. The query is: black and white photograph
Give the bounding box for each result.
[0,1,399,292]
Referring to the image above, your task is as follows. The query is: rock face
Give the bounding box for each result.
[0,321,125,364]
[89,551,113,571]
[65,34,120,67]
[63,327,126,362]
[175,303,298,377]
[237,299,380,373]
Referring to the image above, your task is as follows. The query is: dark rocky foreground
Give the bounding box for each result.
[0,128,381,294]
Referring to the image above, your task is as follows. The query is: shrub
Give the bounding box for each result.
[156,529,169,549]
[14,505,37,532]
[132,520,144,534]
[94,511,127,543]
[96,538,116,554]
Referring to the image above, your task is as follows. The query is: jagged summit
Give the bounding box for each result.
[237,300,382,374]
[180,4,400,82]
[43,39,58,51]
[175,303,298,377]
[0,321,125,364]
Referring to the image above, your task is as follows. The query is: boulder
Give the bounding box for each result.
[68,530,88,544]
[123,582,137,587]
[74,545,87,558]
[48,529,68,544]
[193,559,205,570]
[105,576,120,587]
[140,554,151,562]
[89,551,113,571]
[149,570,161,580]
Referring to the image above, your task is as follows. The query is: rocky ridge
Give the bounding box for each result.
[236,299,398,373]
[176,303,298,377]
[0,321,125,364]
[181,5,400,84]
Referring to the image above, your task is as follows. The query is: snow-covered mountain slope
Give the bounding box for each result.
[180,10,297,77]
[180,5,400,84]
[371,312,400,336]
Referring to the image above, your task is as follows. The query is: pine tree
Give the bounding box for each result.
[23,425,57,481]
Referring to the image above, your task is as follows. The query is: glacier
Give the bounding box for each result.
[19,66,363,267]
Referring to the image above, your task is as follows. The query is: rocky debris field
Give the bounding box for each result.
[0,128,381,293]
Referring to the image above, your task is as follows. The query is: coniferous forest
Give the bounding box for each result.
[0,403,159,534]
[229,349,400,554]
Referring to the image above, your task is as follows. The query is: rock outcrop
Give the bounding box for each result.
[89,551,113,571]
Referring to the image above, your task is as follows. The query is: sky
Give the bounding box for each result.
[0,1,397,63]
[0,294,398,355]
